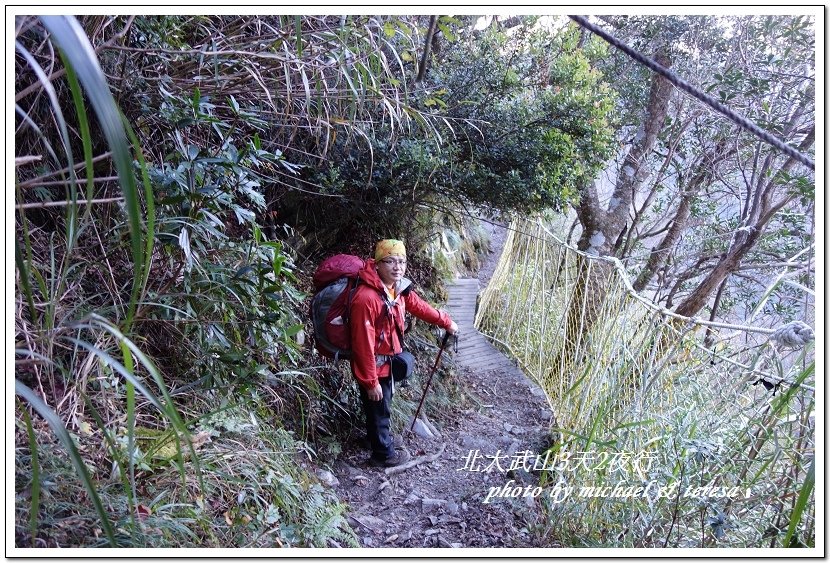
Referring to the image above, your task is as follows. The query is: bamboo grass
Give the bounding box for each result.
[477,216,816,547]
[12,14,440,548]
[20,405,42,547]
[41,16,149,329]
[15,381,117,546]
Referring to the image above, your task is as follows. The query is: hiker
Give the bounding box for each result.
[350,239,458,467]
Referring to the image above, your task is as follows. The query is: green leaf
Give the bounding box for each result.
[40,16,146,328]
[437,21,456,42]
[16,381,117,546]
[283,324,304,337]
[783,457,814,548]
[294,15,303,56]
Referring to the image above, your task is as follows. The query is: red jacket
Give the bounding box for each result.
[349,259,453,390]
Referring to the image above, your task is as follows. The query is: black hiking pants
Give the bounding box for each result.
[359,375,395,461]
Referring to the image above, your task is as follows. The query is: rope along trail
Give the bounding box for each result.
[472,216,815,546]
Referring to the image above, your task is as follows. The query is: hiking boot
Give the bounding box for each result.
[361,434,404,450]
[369,449,411,468]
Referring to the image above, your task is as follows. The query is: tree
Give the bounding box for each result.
[670,16,815,319]
[566,25,674,337]
[279,18,617,249]
[570,15,815,328]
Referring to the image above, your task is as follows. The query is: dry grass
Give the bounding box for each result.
[476,217,816,548]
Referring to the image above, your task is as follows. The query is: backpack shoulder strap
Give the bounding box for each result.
[379,288,407,348]
[342,277,361,325]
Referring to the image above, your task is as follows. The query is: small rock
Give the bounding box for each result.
[377,485,395,504]
[421,498,447,513]
[353,514,386,532]
[334,461,362,477]
[422,415,442,438]
[403,491,420,505]
[352,475,369,486]
[514,468,536,485]
[461,502,468,511]
[445,500,460,515]
[451,542,463,548]
[504,439,521,458]
[460,435,477,448]
[363,536,374,547]
[317,469,339,487]
[439,516,463,525]
[410,418,435,439]
[504,422,514,432]
[384,534,398,544]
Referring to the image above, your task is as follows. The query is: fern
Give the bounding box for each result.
[301,490,358,548]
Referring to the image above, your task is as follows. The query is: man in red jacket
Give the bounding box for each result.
[350,239,458,467]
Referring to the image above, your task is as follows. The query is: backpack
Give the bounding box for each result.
[311,254,365,360]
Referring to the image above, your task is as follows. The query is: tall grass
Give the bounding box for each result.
[14,15,356,548]
[477,217,816,548]
[14,15,179,547]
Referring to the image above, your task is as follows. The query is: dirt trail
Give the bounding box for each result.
[327,220,555,548]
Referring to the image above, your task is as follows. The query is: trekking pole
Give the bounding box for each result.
[410,331,452,432]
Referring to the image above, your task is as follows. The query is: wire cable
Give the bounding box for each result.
[568,15,815,171]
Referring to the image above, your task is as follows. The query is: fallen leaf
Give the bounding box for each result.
[191,430,213,449]
[78,420,94,437]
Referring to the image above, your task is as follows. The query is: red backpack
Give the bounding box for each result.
[310,254,365,360]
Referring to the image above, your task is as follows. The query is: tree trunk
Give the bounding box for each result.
[632,143,731,292]
[632,194,692,292]
[673,235,758,318]
[703,277,729,345]
[416,16,439,83]
[561,52,674,367]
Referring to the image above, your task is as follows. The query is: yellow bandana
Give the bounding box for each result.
[374,239,406,261]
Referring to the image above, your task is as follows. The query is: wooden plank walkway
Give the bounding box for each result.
[444,279,513,366]
[445,277,550,402]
